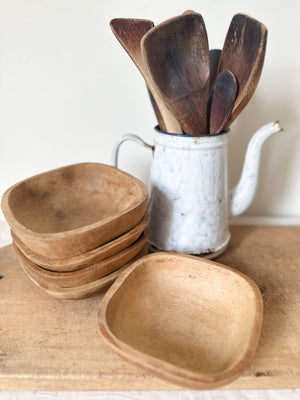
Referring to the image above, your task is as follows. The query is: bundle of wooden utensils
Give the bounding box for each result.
[1,163,149,299]
[110,11,267,135]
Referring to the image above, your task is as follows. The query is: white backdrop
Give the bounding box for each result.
[0,0,299,219]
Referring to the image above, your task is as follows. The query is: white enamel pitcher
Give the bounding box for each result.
[112,121,282,258]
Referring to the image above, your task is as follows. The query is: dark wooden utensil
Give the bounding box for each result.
[183,13,221,91]
[110,18,182,133]
[209,70,238,134]
[146,87,164,130]
[182,9,196,15]
[141,13,210,135]
[218,13,267,128]
[209,49,221,90]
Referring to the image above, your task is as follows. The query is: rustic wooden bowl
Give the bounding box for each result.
[13,228,149,288]
[16,245,148,300]
[98,252,263,390]
[11,212,149,272]
[2,163,148,258]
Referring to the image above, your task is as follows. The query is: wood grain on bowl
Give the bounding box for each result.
[13,228,149,288]
[11,212,149,271]
[16,246,148,300]
[1,163,148,258]
[98,252,263,390]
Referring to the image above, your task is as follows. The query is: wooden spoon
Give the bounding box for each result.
[218,13,267,128]
[110,18,182,133]
[209,49,221,90]
[146,87,164,130]
[184,8,221,94]
[141,13,210,135]
[209,70,238,134]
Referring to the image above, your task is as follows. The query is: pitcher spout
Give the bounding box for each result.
[230,121,283,217]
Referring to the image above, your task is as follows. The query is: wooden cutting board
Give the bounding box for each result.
[0,226,299,391]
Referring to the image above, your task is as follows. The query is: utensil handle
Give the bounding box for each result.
[112,134,154,168]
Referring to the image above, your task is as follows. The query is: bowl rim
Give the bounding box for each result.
[11,211,150,270]
[17,244,148,300]
[1,162,148,241]
[13,227,150,286]
[97,252,263,389]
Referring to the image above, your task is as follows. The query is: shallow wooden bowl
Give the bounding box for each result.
[98,252,263,390]
[2,163,148,258]
[11,212,149,272]
[16,246,148,300]
[13,228,149,288]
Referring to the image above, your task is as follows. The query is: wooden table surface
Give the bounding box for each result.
[0,226,299,391]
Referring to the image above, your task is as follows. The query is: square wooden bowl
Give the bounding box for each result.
[13,227,149,288]
[2,163,148,258]
[11,212,149,272]
[98,252,263,390]
[15,245,148,300]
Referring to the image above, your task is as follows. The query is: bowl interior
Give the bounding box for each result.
[7,163,146,234]
[104,254,262,376]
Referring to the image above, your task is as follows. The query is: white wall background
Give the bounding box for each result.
[0,0,299,219]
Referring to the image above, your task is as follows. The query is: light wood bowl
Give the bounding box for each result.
[2,163,148,259]
[11,212,149,272]
[16,246,148,300]
[13,228,149,288]
[98,252,263,390]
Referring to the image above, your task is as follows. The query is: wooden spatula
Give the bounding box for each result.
[209,49,222,90]
[110,18,182,133]
[218,13,267,129]
[141,13,210,135]
[209,70,238,134]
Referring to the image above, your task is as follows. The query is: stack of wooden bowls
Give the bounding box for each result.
[1,163,149,299]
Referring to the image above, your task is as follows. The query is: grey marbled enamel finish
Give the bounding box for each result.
[147,132,230,256]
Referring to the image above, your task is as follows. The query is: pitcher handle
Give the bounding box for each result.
[112,134,154,168]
